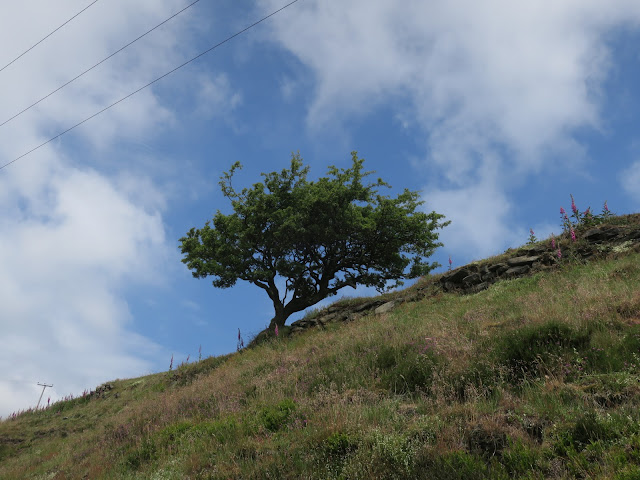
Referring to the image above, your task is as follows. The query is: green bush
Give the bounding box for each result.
[494,321,590,381]
[554,411,620,454]
[325,431,358,457]
[259,398,296,432]
[374,343,439,394]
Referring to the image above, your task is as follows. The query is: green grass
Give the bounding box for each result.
[2,216,640,478]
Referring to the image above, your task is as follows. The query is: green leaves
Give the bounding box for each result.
[179,151,449,327]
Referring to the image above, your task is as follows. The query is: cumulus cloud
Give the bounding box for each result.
[258,0,640,255]
[194,73,243,120]
[0,158,169,416]
[620,160,640,205]
[0,0,193,417]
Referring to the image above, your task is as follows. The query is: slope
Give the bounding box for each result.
[1,214,640,479]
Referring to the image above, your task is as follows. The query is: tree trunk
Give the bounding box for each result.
[268,312,288,330]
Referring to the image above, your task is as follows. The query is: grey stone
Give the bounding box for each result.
[469,282,489,293]
[506,256,540,267]
[442,268,470,284]
[375,301,396,315]
[442,281,458,292]
[526,245,548,255]
[505,265,530,276]
[463,273,482,286]
[352,300,381,312]
[489,263,508,272]
[584,227,620,242]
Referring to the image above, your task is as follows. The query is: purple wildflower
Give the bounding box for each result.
[557,248,562,259]
[571,194,578,215]
[551,235,556,249]
[571,228,576,242]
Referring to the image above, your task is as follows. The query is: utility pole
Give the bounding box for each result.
[36,382,53,409]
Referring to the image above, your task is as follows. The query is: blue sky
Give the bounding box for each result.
[1,0,640,417]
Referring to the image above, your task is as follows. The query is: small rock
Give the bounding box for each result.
[505,265,530,276]
[469,282,489,293]
[506,256,540,267]
[441,268,471,284]
[489,263,509,273]
[352,300,380,312]
[375,301,395,315]
[585,226,622,242]
[526,245,548,255]
[463,273,482,286]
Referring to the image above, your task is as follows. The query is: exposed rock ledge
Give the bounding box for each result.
[279,220,640,337]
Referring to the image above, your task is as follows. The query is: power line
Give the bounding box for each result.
[0,0,101,74]
[0,0,202,129]
[0,0,301,171]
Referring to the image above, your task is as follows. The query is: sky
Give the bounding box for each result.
[1,0,640,417]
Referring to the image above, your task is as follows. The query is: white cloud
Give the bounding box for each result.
[194,73,243,120]
[428,169,519,260]
[0,0,192,417]
[620,160,640,205]
[258,0,640,256]
[0,155,171,416]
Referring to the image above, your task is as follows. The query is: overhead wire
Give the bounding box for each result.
[0,0,101,74]
[0,0,302,171]
[0,0,202,129]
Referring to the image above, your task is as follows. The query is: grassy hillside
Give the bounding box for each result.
[2,216,640,479]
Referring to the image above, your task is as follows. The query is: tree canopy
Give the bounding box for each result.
[180,152,449,329]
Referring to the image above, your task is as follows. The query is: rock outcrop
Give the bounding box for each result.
[280,218,640,337]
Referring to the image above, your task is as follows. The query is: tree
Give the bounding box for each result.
[180,152,449,330]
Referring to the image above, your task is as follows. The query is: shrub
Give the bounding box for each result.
[374,343,439,394]
[325,431,358,457]
[259,398,296,432]
[493,321,590,381]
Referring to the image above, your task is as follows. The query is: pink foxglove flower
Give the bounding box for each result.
[551,235,556,249]
[448,256,452,270]
[571,228,576,242]
[557,248,562,259]
[604,201,609,212]
[560,207,566,215]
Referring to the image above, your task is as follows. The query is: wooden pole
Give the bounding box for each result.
[36,382,53,409]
